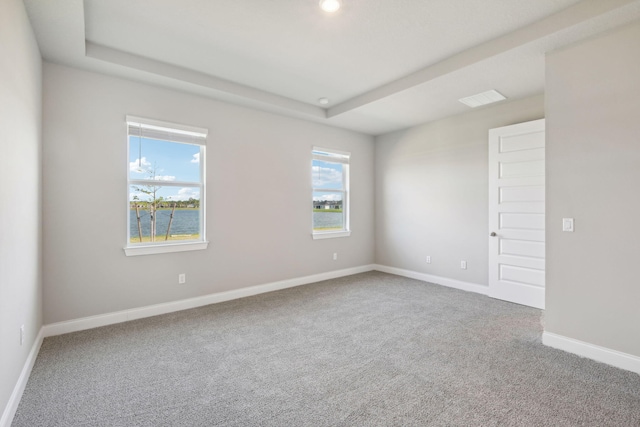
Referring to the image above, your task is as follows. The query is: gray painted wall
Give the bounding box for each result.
[0,0,42,418]
[545,22,640,357]
[375,96,544,286]
[6,8,639,416]
[42,63,375,324]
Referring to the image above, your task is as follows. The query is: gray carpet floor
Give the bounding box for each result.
[12,272,640,426]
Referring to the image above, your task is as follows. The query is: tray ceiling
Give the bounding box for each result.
[25,0,640,135]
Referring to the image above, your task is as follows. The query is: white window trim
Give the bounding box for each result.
[124,241,208,257]
[124,116,208,256]
[312,146,351,239]
[126,115,208,142]
[312,230,351,240]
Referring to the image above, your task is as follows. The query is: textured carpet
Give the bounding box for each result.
[12,272,640,426]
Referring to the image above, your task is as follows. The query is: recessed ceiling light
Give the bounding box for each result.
[318,97,330,105]
[319,0,341,13]
[459,90,507,108]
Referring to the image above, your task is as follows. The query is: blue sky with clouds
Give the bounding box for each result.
[129,140,345,204]
[312,159,344,202]
[129,137,201,202]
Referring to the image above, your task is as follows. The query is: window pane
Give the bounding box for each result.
[129,185,201,243]
[129,137,201,183]
[312,159,343,190]
[313,191,344,231]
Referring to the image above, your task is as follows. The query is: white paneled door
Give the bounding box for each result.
[488,119,545,309]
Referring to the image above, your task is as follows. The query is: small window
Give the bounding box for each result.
[312,147,351,239]
[125,116,208,256]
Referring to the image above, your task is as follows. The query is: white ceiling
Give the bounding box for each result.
[24,0,640,135]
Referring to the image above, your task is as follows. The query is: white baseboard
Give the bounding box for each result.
[43,264,376,337]
[0,327,44,427]
[8,267,638,427]
[542,332,640,375]
[377,265,640,375]
[42,263,487,338]
[373,264,488,295]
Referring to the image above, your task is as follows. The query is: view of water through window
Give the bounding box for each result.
[129,209,199,242]
[312,210,343,231]
[312,150,348,233]
[129,208,344,241]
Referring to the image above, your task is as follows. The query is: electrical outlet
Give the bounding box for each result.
[333,253,338,261]
[20,325,25,346]
[562,218,574,232]
[426,256,431,264]
[460,261,467,270]
[178,273,186,284]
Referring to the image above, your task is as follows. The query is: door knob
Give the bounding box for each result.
[490,232,497,237]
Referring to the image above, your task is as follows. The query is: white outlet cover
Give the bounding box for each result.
[562,218,574,232]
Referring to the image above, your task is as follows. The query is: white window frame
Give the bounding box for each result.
[124,115,208,256]
[312,146,351,239]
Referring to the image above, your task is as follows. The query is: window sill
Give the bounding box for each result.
[312,230,351,240]
[124,241,209,257]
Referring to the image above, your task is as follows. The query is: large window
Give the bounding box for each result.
[125,116,208,256]
[312,147,351,239]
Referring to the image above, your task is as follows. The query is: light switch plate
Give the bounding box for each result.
[562,218,574,232]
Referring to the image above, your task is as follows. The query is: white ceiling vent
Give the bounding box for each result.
[459,90,506,108]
